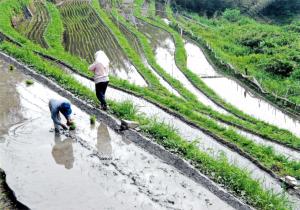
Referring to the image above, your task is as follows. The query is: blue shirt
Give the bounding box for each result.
[49,98,71,129]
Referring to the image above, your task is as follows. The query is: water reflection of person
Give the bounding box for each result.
[96,122,112,158]
[52,134,75,169]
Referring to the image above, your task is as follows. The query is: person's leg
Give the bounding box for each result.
[100,81,109,109]
[49,102,59,132]
[95,82,106,108]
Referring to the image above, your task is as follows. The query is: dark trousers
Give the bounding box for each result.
[95,81,109,107]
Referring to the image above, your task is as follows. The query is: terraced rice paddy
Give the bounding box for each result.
[16,0,50,48]
[1,0,300,209]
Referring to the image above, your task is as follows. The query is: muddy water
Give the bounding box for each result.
[0,61,234,209]
[0,61,24,140]
[136,20,228,114]
[59,1,147,87]
[71,73,300,203]
[185,41,300,137]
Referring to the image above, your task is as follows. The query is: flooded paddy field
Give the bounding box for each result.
[136,19,228,114]
[184,40,300,137]
[0,58,236,209]
[111,16,181,97]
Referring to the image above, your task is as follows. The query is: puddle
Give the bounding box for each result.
[72,73,300,202]
[185,40,300,137]
[59,1,147,87]
[136,20,228,114]
[0,59,235,209]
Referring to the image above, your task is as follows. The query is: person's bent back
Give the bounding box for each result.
[49,98,74,133]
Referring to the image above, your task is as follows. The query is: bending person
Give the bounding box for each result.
[89,50,110,111]
[49,98,74,133]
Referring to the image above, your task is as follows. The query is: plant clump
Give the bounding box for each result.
[8,64,14,71]
[25,79,34,85]
[90,115,96,125]
[69,122,76,130]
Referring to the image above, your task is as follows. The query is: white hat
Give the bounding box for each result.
[94,50,110,67]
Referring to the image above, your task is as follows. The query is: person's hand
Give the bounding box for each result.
[61,124,68,130]
[66,119,73,126]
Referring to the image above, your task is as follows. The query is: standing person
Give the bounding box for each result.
[49,98,74,133]
[89,50,110,111]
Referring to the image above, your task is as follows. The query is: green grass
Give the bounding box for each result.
[44,1,64,51]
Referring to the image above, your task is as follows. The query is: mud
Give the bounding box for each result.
[136,19,228,114]
[0,58,237,209]
[185,40,300,137]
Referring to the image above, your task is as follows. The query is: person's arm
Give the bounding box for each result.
[89,63,96,72]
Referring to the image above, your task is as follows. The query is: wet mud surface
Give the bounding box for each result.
[0,59,234,209]
[185,40,300,137]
